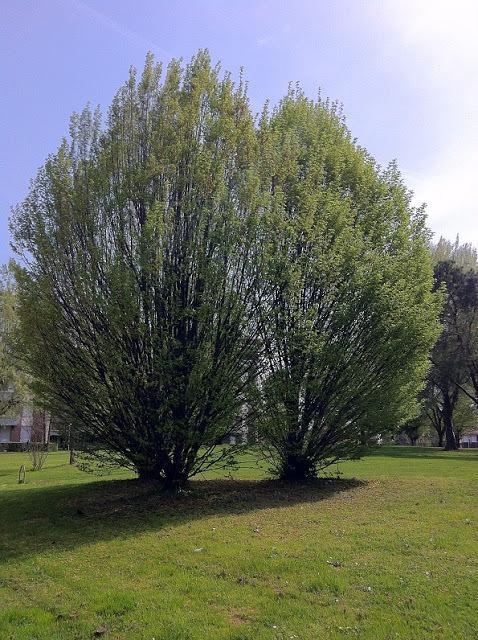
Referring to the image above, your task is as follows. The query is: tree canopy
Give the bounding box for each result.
[11,52,441,486]
[419,240,478,449]
[253,92,440,480]
[12,52,260,487]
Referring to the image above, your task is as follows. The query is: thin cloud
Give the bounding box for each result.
[69,0,170,58]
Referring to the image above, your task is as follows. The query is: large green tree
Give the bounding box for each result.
[254,91,441,481]
[11,52,260,488]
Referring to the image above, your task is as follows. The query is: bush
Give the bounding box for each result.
[11,51,441,485]
[255,92,441,481]
[0,442,58,453]
[0,442,28,453]
[12,51,260,489]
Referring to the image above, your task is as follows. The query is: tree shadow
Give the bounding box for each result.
[0,476,364,564]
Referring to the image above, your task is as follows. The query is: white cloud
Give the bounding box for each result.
[372,0,478,247]
[407,146,477,245]
[69,0,170,58]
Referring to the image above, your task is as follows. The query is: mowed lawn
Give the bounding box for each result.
[0,448,477,640]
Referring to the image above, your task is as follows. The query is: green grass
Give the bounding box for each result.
[0,447,477,639]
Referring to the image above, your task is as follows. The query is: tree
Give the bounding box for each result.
[423,381,445,447]
[424,241,478,450]
[432,236,477,272]
[430,239,478,409]
[452,394,478,447]
[27,413,50,471]
[0,265,22,416]
[254,91,441,482]
[402,416,427,446]
[11,52,261,489]
[449,269,478,408]
[429,259,478,449]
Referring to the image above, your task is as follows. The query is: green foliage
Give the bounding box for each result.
[452,394,478,443]
[254,90,441,480]
[431,235,478,272]
[0,264,24,416]
[10,51,441,486]
[422,380,445,446]
[401,415,427,446]
[11,52,260,488]
[427,254,478,448]
[446,266,478,406]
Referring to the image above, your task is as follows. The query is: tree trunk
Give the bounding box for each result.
[280,451,315,483]
[69,449,76,465]
[137,463,188,491]
[437,432,444,448]
[442,391,457,450]
[137,466,163,482]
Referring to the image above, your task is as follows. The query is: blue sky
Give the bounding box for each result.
[1,0,477,262]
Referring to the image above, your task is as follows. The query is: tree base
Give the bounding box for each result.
[279,456,316,484]
[137,467,189,492]
[279,473,316,484]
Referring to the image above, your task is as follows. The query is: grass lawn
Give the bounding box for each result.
[0,447,477,640]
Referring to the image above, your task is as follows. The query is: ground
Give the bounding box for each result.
[0,448,477,640]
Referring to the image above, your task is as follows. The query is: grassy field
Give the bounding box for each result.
[0,447,477,640]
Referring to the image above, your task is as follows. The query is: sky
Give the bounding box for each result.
[1,0,477,262]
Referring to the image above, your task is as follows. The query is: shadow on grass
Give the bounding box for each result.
[0,476,363,564]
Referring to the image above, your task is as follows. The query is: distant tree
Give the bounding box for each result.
[430,240,478,409]
[449,270,478,408]
[11,52,261,490]
[0,265,22,416]
[423,381,445,447]
[432,236,477,272]
[28,412,50,471]
[452,395,478,447]
[254,91,441,482]
[402,416,427,446]
[429,259,478,449]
